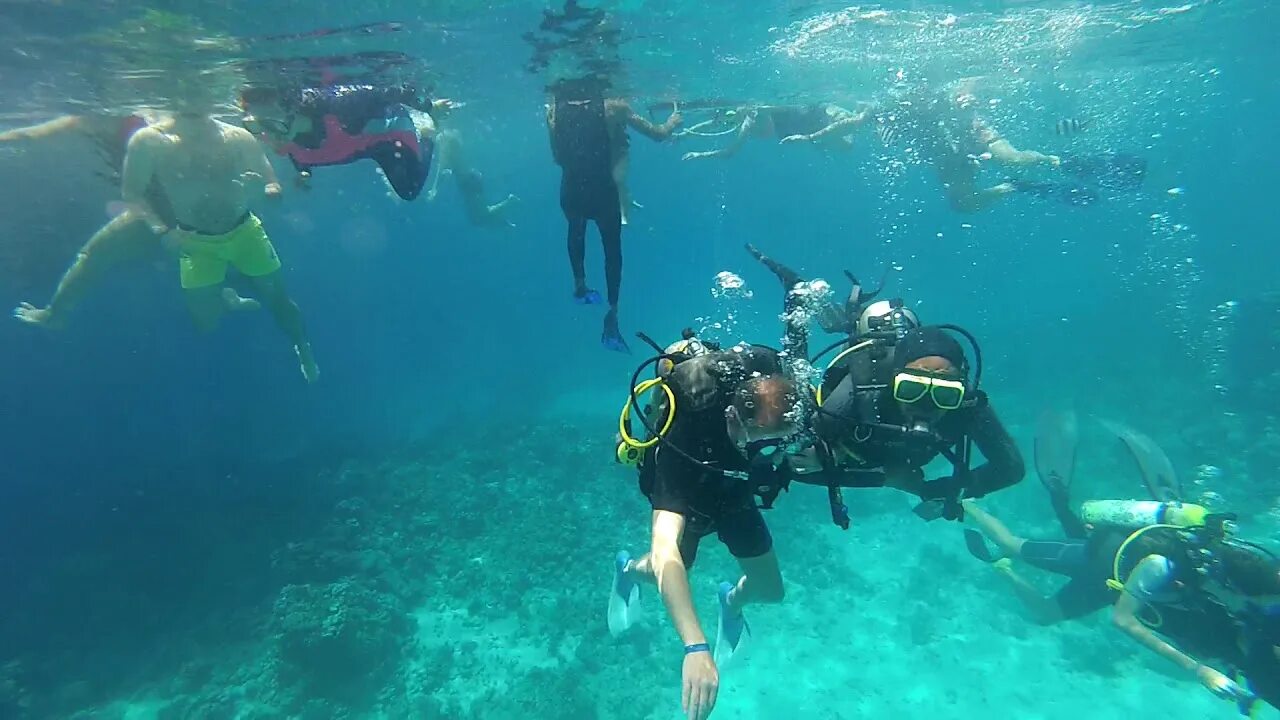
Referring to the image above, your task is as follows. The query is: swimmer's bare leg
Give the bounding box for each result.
[14,211,159,328]
[613,153,639,225]
[248,271,318,383]
[184,285,227,333]
[987,138,1060,168]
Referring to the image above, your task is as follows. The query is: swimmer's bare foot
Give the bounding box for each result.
[295,343,320,384]
[221,287,261,312]
[12,302,62,329]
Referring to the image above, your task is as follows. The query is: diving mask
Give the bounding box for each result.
[892,371,966,410]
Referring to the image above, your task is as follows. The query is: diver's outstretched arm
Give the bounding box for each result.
[745,243,804,290]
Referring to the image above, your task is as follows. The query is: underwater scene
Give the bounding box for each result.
[1,0,1279,718]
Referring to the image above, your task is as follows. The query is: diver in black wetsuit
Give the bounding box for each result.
[741,244,1023,525]
[545,76,680,352]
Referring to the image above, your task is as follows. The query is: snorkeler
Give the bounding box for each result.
[919,82,1064,213]
[425,99,519,229]
[679,103,870,161]
[546,75,681,352]
[7,111,175,328]
[239,82,436,201]
[122,110,319,382]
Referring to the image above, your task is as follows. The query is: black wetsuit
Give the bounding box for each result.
[549,94,623,308]
[810,356,1025,502]
[285,84,433,201]
[639,347,784,567]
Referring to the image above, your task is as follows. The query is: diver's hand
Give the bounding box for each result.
[1047,154,1062,167]
[780,134,811,144]
[682,650,719,720]
[1197,665,1249,702]
[295,170,312,191]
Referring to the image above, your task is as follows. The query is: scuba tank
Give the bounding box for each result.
[1082,500,1208,529]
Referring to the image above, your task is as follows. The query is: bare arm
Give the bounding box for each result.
[650,510,708,648]
[617,101,681,142]
[235,127,282,198]
[545,103,562,166]
[121,128,167,231]
[0,115,85,143]
[1112,587,1200,672]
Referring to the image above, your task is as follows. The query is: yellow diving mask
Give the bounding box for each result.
[892,371,966,410]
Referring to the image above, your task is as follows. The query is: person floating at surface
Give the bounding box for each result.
[680,103,871,161]
[891,80,1067,213]
[425,98,519,229]
[8,111,176,328]
[545,75,681,353]
[123,105,319,382]
[610,338,801,720]
[239,82,436,201]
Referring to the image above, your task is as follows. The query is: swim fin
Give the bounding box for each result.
[1059,152,1147,192]
[964,528,1000,564]
[574,287,602,305]
[1012,179,1098,207]
[1034,408,1078,501]
[607,551,641,636]
[602,310,631,353]
[714,581,750,667]
[1096,418,1183,502]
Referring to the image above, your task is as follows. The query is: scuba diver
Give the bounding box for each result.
[610,325,810,720]
[741,243,1022,525]
[239,81,437,201]
[545,75,681,353]
[963,413,1280,715]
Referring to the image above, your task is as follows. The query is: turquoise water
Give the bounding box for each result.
[1,1,1278,718]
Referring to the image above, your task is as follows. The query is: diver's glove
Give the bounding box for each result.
[749,455,793,510]
[913,475,966,522]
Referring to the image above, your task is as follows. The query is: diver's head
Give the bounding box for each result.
[657,332,712,377]
[891,327,969,421]
[726,375,801,453]
[856,298,920,338]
